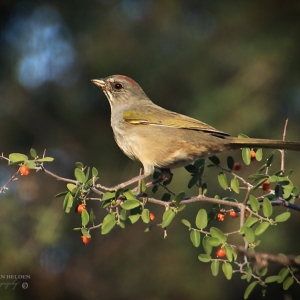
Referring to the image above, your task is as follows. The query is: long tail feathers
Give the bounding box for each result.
[229,138,300,151]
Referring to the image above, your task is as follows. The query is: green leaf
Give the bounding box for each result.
[102,191,116,201]
[254,222,270,236]
[141,209,150,223]
[244,215,259,228]
[263,197,273,218]
[210,227,227,243]
[161,209,176,228]
[198,254,211,263]
[92,167,98,177]
[224,245,234,262]
[101,213,116,234]
[227,156,234,170]
[174,191,185,205]
[121,200,141,210]
[181,219,191,227]
[195,209,208,229]
[249,195,260,212]
[243,227,255,243]
[238,133,249,138]
[185,165,198,173]
[74,168,86,183]
[283,276,294,290]
[266,151,275,167]
[25,160,36,169]
[275,212,291,222]
[218,172,228,189]
[81,209,89,227]
[67,183,77,192]
[54,191,68,198]
[242,148,251,165]
[118,222,125,228]
[190,230,201,247]
[208,156,220,165]
[120,208,127,221]
[244,281,258,299]
[75,162,84,169]
[222,262,233,280]
[248,174,269,181]
[9,153,28,163]
[265,275,281,283]
[63,192,74,213]
[203,236,213,255]
[90,208,96,224]
[188,175,198,188]
[256,266,268,277]
[161,193,171,202]
[123,190,137,201]
[231,177,240,194]
[81,228,91,238]
[30,148,37,158]
[277,268,289,283]
[207,237,221,247]
[211,260,219,276]
[36,157,54,162]
[127,214,140,224]
[255,148,263,161]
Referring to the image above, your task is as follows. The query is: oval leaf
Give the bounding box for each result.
[263,197,273,218]
[210,227,227,243]
[265,275,281,283]
[244,281,258,299]
[203,236,213,255]
[242,148,251,165]
[9,153,28,162]
[207,237,221,247]
[30,148,37,158]
[198,254,211,263]
[181,219,191,227]
[222,262,233,280]
[283,276,294,290]
[254,222,270,236]
[81,209,89,227]
[190,230,201,247]
[244,227,255,243]
[141,209,150,223]
[127,214,140,224]
[196,209,208,229]
[211,260,220,276]
[231,177,240,194]
[218,172,228,190]
[161,209,175,228]
[249,195,260,212]
[255,148,263,161]
[101,213,116,234]
[275,212,291,223]
[121,200,141,210]
[92,167,98,177]
[74,168,86,183]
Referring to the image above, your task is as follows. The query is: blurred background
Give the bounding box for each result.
[1,0,300,299]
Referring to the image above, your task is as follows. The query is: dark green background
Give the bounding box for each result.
[1,1,300,299]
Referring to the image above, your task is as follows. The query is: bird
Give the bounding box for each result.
[92,75,300,190]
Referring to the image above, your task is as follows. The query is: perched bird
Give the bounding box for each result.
[92,75,300,190]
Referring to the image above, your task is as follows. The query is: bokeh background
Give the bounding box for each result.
[1,1,300,299]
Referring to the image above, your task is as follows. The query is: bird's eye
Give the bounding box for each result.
[114,83,123,90]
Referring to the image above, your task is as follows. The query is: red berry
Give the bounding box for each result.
[244,211,249,218]
[149,212,155,221]
[250,150,256,161]
[233,163,242,171]
[19,165,30,176]
[81,236,91,244]
[229,210,238,218]
[77,204,86,214]
[216,248,226,258]
[217,212,226,221]
[262,181,271,193]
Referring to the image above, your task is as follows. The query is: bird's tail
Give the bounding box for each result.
[228,138,300,151]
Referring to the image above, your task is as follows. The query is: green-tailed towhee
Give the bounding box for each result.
[92,75,300,190]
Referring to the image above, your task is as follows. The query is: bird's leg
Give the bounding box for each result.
[145,168,173,187]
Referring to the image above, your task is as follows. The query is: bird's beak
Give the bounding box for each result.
[91,78,106,89]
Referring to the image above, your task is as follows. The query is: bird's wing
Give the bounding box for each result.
[123,107,230,138]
